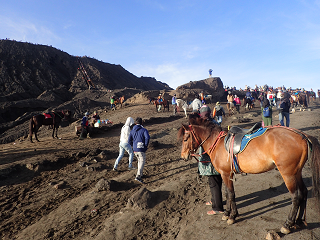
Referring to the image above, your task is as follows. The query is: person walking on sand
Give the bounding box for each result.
[113,117,136,171]
[172,94,177,115]
[79,112,91,140]
[234,95,241,113]
[213,102,225,125]
[128,117,150,184]
[191,95,202,113]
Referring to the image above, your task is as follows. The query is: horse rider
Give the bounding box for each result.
[91,111,100,126]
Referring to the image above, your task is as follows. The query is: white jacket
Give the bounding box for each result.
[191,98,202,111]
[120,117,135,143]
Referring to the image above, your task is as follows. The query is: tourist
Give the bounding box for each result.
[128,117,150,184]
[172,94,177,115]
[198,106,224,215]
[79,112,91,140]
[113,117,136,171]
[213,102,225,125]
[234,95,241,113]
[279,96,291,127]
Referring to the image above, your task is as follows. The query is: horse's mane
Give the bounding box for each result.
[177,113,222,140]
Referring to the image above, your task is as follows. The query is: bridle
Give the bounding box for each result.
[183,124,226,161]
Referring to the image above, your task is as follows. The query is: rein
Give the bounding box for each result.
[54,111,65,119]
[184,124,226,162]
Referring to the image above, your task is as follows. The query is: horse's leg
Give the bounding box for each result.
[54,125,59,138]
[183,107,187,118]
[295,180,308,227]
[221,173,238,225]
[52,125,55,139]
[29,118,34,143]
[280,174,306,234]
[34,127,40,142]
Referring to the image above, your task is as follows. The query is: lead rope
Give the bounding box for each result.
[227,135,237,181]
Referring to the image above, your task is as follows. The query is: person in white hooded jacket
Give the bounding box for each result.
[113,117,135,171]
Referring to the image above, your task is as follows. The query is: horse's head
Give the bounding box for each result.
[178,113,212,160]
[62,110,72,122]
[178,124,201,160]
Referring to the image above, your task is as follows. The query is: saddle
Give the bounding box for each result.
[224,122,262,155]
[43,112,54,119]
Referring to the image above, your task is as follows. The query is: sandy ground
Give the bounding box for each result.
[1,99,320,240]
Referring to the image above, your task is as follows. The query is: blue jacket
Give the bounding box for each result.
[172,96,176,104]
[81,116,88,126]
[128,124,150,152]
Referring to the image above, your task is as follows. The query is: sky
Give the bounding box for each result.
[0,0,319,91]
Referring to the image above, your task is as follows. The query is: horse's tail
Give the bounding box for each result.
[29,117,34,141]
[310,136,320,209]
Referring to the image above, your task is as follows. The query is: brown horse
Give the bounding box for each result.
[226,102,235,116]
[29,110,72,142]
[291,92,308,109]
[243,97,254,111]
[154,99,169,112]
[306,91,316,104]
[178,114,320,235]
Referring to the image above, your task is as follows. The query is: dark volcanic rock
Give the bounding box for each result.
[0,40,172,130]
[175,77,225,102]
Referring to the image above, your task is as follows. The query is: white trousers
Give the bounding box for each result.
[134,151,146,178]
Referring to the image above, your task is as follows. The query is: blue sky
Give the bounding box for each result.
[0,0,319,91]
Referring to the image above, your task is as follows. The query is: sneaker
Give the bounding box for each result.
[135,177,144,184]
[128,167,137,170]
[112,168,118,171]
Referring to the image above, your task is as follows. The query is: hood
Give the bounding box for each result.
[133,124,143,131]
[125,117,135,127]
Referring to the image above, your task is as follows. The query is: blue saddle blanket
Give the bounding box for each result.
[239,127,268,153]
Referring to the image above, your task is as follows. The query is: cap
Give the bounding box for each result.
[85,112,89,116]
[216,102,220,105]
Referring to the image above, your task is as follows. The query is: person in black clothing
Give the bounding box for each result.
[198,105,224,215]
[279,94,291,127]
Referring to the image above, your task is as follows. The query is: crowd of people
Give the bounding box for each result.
[76,84,317,215]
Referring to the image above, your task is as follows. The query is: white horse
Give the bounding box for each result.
[205,95,212,104]
[176,99,189,118]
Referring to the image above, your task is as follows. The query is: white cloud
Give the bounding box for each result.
[0,14,60,44]
[127,62,206,89]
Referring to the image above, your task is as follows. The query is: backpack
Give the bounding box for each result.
[263,107,270,117]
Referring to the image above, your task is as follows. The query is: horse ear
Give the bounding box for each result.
[178,125,186,140]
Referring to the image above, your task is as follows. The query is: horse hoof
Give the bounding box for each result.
[227,218,235,225]
[221,215,229,221]
[280,226,290,235]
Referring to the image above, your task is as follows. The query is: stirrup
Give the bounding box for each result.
[229,172,236,182]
